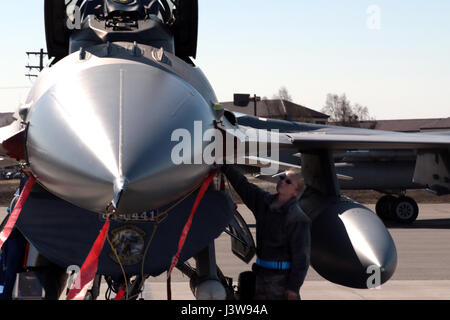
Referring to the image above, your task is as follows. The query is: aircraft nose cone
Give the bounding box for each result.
[27,60,214,213]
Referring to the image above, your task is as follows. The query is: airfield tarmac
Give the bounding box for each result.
[2,203,450,300]
[140,203,450,300]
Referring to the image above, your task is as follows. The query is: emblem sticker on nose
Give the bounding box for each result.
[109,225,146,266]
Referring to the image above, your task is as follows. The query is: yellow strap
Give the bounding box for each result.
[213,103,224,111]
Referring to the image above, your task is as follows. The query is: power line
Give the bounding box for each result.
[26,49,48,79]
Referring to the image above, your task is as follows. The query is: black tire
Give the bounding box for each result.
[392,196,419,224]
[375,195,397,220]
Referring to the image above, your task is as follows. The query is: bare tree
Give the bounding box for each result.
[353,103,374,121]
[273,86,293,102]
[321,93,373,126]
[322,93,340,120]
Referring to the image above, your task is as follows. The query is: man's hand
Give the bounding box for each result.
[284,290,299,300]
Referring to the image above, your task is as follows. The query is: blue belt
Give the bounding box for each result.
[256,258,291,270]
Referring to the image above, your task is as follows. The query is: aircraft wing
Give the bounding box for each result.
[230,112,450,195]
[233,113,450,151]
[287,127,450,151]
[285,126,450,195]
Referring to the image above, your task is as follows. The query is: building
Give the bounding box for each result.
[221,99,330,125]
[0,112,15,128]
[360,118,450,133]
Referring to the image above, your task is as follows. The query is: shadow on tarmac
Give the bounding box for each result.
[384,219,450,230]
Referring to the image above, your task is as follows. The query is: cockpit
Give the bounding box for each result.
[70,0,175,28]
[45,0,197,64]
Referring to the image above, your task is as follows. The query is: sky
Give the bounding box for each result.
[0,0,449,120]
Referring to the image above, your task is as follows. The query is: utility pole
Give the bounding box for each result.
[25,49,48,79]
[250,94,261,117]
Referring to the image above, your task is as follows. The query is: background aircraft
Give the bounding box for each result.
[251,149,422,224]
[233,111,450,224]
[0,0,449,300]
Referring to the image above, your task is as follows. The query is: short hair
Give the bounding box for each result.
[286,169,304,193]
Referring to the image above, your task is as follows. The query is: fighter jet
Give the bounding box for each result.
[0,0,449,300]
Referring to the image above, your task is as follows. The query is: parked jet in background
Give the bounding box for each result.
[233,111,449,224]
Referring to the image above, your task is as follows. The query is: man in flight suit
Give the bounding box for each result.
[222,165,311,300]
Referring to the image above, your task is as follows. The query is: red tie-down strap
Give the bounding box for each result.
[167,170,216,300]
[0,175,36,250]
[114,286,126,300]
[66,218,110,300]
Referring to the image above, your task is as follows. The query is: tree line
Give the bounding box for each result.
[321,93,374,126]
[268,87,374,127]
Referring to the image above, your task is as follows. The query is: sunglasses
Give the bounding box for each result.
[279,174,293,185]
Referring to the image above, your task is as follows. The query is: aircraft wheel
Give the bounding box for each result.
[392,196,419,224]
[375,195,396,220]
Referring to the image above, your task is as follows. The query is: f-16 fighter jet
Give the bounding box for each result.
[0,0,449,300]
